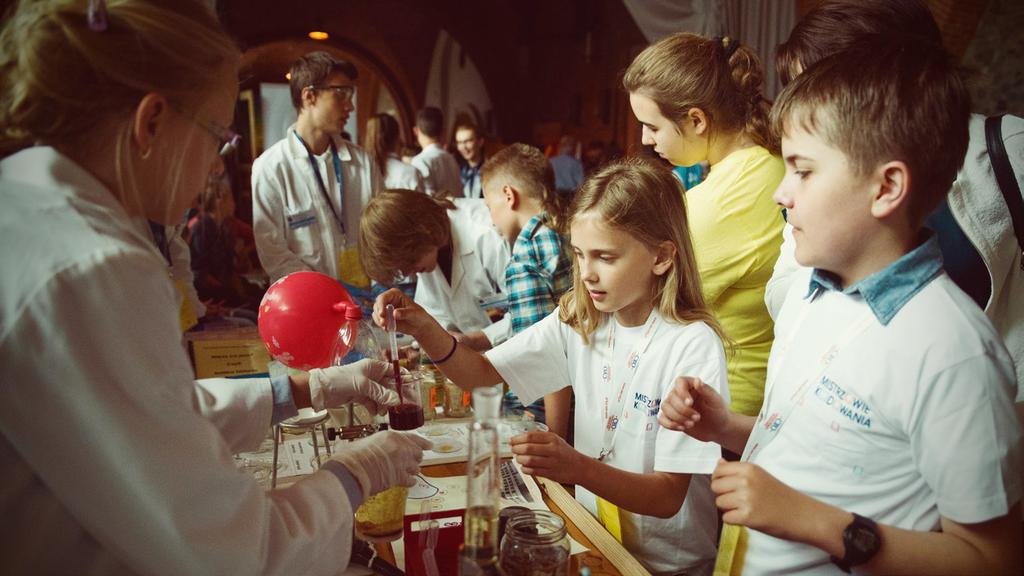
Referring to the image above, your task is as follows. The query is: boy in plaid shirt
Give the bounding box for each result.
[481,144,573,435]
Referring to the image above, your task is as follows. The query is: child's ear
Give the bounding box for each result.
[870,161,910,219]
[687,107,709,137]
[652,240,676,276]
[503,184,519,210]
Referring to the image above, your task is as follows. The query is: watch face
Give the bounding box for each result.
[850,525,880,552]
[843,515,882,568]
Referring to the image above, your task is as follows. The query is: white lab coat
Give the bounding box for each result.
[383,153,425,193]
[415,208,513,345]
[252,128,382,282]
[0,147,357,575]
[410,143,463,198]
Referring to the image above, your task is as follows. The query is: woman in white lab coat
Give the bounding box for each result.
[359,189,512,350]
[0,2,428,574]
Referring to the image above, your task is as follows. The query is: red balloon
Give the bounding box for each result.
[258,271,363,370]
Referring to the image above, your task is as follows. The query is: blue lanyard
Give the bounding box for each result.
[293,130,345,235]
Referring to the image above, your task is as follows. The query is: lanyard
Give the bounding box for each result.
[597,312,661,462]
[742,288,875,462]
[292,131,346,236]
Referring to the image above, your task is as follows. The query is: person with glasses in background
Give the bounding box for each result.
[0,2,430,574]
[252,51,383,294]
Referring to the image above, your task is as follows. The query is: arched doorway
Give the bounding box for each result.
[236,38,416,162]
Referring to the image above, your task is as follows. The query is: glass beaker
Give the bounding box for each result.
[388,372,424,430]
[499,510,570,576]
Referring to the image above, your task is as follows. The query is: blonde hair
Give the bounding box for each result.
[480,143,568,234]
[358,189,456,284]
[623,33,778,155]
[0,0,240,203]
[558,158,727,345]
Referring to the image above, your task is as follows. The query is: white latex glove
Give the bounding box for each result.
[308,359,400,414]
[332,430,434,497]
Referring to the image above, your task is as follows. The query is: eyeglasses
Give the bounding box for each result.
[172,104,242,157]
[308,84,355,102]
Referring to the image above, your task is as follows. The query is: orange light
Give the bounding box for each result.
[285,72,291,81]
[308,30,329,41]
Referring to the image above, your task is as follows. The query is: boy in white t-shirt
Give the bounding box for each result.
[659,40,1022,574]
[376,159,730,575]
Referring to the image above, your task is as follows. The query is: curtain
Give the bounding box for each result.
[622,0,796,99]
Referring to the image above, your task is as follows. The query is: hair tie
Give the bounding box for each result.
[88,0,108,32]
[715,36,740,60]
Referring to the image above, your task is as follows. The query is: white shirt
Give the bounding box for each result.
[410,143,463,198]
[0,147,357,575]
[383,153,424,193]
[415,209,512,345]
[252,128,382,282]
[744,274,1022,574]
[487,309,728,575]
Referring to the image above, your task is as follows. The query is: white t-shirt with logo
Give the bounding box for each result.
[486,309,728,575]
[742,274,1022,574]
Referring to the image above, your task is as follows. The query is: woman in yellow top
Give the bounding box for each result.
[624,33,785,419]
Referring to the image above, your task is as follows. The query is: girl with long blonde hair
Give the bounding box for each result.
[374,158,729,574]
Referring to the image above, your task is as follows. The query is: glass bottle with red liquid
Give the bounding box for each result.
[385,304,424,431]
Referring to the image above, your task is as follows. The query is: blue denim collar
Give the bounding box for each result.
[805,234,943,325]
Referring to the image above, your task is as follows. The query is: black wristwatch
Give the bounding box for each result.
[831,513,881,573]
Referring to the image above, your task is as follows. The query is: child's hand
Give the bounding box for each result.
[659,376,728,443]
[509,430,585,484]
[711,459,806,541]
[372,288,429,335]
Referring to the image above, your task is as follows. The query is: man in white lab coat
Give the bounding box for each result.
[252,51,382,285]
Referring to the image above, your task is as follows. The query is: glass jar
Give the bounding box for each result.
[498,510,570,576]
[442,378,473,418]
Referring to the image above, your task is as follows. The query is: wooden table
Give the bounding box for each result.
[374,460,648,576]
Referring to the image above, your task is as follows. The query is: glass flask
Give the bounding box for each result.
[459,386,502,575]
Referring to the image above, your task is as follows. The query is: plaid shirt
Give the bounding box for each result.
[506,212,572,334]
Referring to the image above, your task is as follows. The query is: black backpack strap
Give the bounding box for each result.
[986,114,1024,270]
